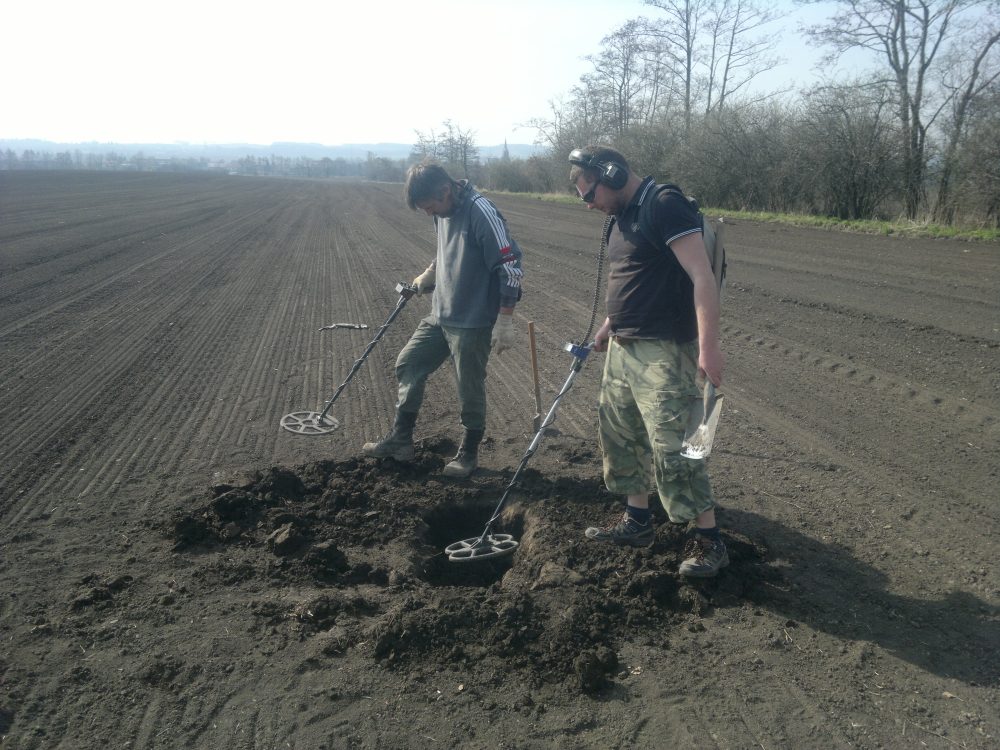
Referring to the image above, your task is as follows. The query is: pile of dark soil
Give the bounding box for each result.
[170,444,766,697]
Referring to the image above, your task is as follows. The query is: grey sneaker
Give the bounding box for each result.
[361,433,414,461]
[678,535,730,577]
[584,512,655,548]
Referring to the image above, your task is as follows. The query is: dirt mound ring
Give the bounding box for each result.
[169,452,761,694]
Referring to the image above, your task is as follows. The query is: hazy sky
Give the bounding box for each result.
[5,0,839,146]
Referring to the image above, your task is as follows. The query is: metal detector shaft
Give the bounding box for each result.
[445,343,594,561]
[476,342,591,537]
[314,283,415,423]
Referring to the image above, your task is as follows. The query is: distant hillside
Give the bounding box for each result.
[0,139,542,161]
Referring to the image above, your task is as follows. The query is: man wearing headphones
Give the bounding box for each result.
[362,161,524,479]
[569,145,728,577]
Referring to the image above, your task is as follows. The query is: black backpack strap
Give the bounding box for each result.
[609,182,700,251]
[635,183,676,252]
[636,183,704,253]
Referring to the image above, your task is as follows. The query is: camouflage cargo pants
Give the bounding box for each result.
[599,337,715,523]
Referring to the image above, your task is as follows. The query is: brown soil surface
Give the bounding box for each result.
[1,171,998,749]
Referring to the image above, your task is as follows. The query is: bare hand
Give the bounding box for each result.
[593,318,612,353]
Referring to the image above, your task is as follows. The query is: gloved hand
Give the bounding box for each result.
[491,314,515,355]
[412,264,435,295]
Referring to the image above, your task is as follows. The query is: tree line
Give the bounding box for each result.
[5,1,997,227]
[0,149,409,182]
[472,0,1000,228]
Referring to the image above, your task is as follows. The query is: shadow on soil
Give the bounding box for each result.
[730,508,999,687]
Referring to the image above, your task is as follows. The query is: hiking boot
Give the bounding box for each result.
[678,535,730,577]
[362,410,416,461]
[442,429,483,478]
[584,512,655,548]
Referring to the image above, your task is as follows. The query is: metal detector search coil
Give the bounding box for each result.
[279,412,340,434]
[280,282,417,435]
[444,533,518,562]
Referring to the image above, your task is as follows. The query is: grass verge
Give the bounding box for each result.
[490,190,1000,243]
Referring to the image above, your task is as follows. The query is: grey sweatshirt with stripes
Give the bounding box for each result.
[429,181,523,328]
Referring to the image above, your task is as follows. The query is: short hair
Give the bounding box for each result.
[404,161,456,210]
[569,144,631,183]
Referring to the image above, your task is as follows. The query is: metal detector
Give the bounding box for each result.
[446,215,613,563]
[444,341,594,562]
[280,282,416,435]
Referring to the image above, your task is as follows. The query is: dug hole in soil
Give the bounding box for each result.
[168,439,756,699]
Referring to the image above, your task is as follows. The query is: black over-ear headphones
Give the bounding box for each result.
[568,148,629,190]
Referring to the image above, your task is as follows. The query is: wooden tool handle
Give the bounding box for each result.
[528,321,543,430]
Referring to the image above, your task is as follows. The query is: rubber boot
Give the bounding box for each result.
[362,410,416,461]
[442,429,483,478]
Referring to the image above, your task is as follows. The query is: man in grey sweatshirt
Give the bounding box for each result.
[362,161,524,478]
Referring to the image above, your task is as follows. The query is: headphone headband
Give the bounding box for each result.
[568,148,628,190]
[568,148,597,169]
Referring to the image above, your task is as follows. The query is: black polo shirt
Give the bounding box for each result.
[606,177,703,343]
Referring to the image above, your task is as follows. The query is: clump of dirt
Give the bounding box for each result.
[168,451,763,695]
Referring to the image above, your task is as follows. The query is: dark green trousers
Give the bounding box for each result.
[395,317,492,431]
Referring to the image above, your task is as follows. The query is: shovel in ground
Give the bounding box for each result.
[681,380,724,460]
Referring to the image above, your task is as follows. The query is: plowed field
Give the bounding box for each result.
[1,171,998,749]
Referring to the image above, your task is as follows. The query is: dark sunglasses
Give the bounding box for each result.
[578,182,598,203]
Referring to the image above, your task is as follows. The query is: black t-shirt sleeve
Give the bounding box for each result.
[652,189,702,248]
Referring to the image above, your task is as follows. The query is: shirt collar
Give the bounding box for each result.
[620,176,656,219]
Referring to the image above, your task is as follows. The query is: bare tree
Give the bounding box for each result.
[703,0,783,113]
[642,0,781,129]
[802,0,992,219]
[643,0,708,132]
[411,121,479,178]
[525,91,611,159]
[440,120,479,178]
[800,79,903,218]
[411,129,442,162]
[582,20,674,138]
[524,99,569,152]
[932,8,1000,222]
[955,83,1000,225]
